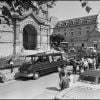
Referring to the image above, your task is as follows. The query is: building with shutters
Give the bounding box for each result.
[53,14,100,50]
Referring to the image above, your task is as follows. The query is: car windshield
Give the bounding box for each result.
[78,75,96,83]
[24,57,32,63]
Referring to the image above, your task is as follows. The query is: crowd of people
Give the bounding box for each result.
[58,55,100,91]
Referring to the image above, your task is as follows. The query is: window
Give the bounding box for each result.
[87,30,89,33]
[82,43,84,47]
[94,43,97,48]
[78,28,81,30]
[71,32,73,36]
[71,28,73,31]
[25,57,32,63]
[87,27,90,29]
[68,20,74,26]
[64,29,66,31]
[78,31,81,36]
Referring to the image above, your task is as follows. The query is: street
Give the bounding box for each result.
[0,72,79,99]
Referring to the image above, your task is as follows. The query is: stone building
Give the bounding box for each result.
[53,14,100,50]
[0,8,52,57]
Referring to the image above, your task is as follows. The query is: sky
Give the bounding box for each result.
[49,1,100,21]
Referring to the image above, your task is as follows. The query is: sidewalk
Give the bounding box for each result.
[0,68,18,82]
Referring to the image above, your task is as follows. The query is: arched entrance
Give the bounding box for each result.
[23,24,37,50]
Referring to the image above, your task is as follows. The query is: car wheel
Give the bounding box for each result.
[33,72,40,80]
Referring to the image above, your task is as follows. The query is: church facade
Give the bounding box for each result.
[0,10,52,57]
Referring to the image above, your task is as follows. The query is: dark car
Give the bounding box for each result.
[15,52,67,79]
[55,70,100,99]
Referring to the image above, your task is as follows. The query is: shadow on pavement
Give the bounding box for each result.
[15,77,32,81]
[46,87,60,91]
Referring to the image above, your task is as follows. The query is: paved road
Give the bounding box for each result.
[0,72,79,99]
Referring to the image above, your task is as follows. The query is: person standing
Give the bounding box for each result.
[8,59,14,73]
[72,59,77,74]
[59,71,70,90]
[93,57,96,70]
[87,57,93,69]
[83,59,89,71]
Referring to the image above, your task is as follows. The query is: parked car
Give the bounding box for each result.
[14,52,67,79]
[55,70,100,99]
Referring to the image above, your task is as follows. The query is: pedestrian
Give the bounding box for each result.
[59,71,70,90]
[93,57,96,70]
[79,59,83,74]
[87,57,93,70]
[72,59,77,74]
[8,58,14,73]
[83,59,89,71]
[68,72,75,87]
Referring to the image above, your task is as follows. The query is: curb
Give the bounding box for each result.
[0,79,16,87]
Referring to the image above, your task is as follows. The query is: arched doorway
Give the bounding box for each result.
[23,24,37,50]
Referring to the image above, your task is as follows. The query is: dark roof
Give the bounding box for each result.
[55,14,98,28]
[81,70,100,77]
[59,14,98,23]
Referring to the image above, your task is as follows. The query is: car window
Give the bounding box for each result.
[25,57,32,63]
[79,75,96,83]
[43,56,49,62]
[34,56,49,63]
[53,55,62,61]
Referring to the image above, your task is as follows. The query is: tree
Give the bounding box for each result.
[80,0,92,13]
[0,0,56,56]
[50,34,64,48]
